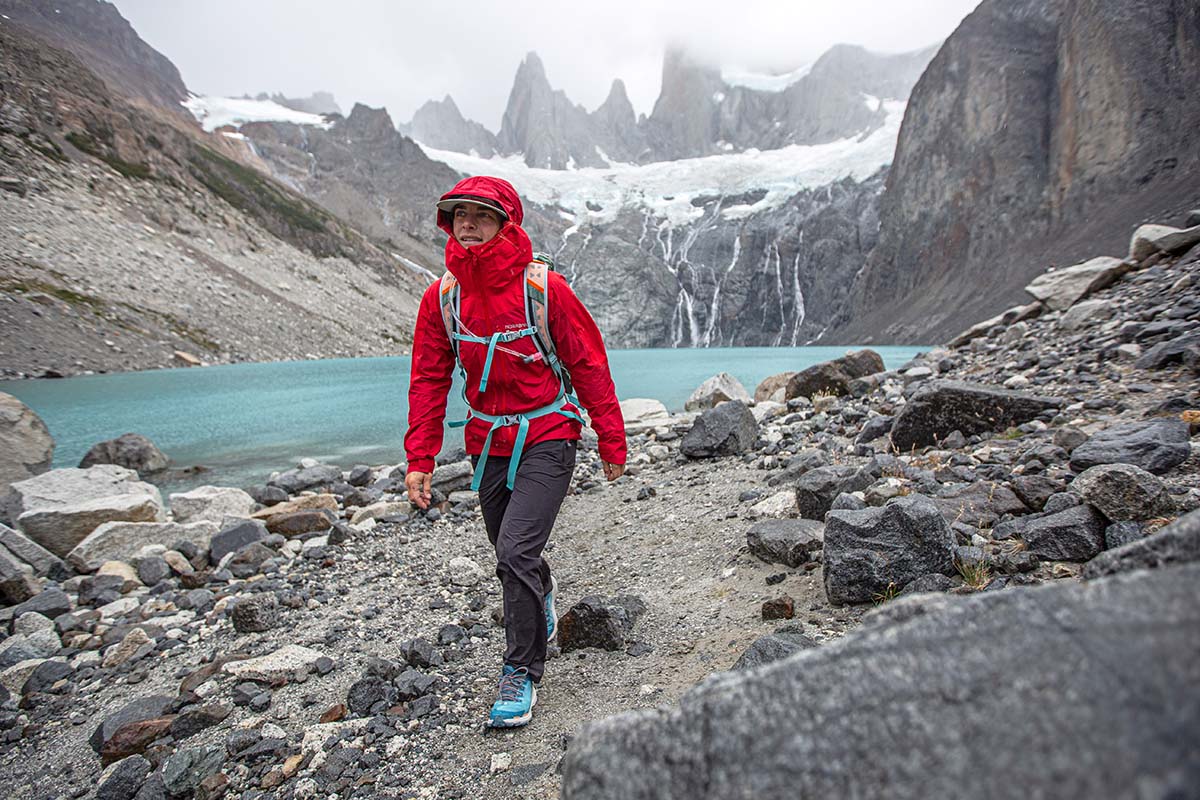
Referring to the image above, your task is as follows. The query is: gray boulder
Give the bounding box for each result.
[934,482,1028,528]
[168,485,255,524]
[730,627,816,671]
[1069,418,1191,475]
[1070,464,1173,521]
[560,563,1200,800]
[685,373,752,411]
[890,381,1062,451]
[823,495,955,605]
[1135,331,1200,371]
[0,523,67,578]
[745,519,824,567]
[786,350,884,400]
[1024,256,1129,311]
[231,594,278,633]
[680,401,757,458]
[794,465,872,520]
[1022,505,1107,561]
[79,434,168,474]
[208,519,269,565]
[754,372,796,403]
[89,695,175,753]
[0,393,54,524]
[1104,521,1145,550]
[1083,509,1200,580]
[268,464,341,494]
[430,460,474,494]
[67,520,217,573]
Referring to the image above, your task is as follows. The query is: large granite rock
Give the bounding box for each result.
[0,393,54,523]
[66,520,218,573]
[79,433,169,474]
[0,523,67,578]
[1129,222,1200,260]
[561,563,1200,799]
[1070,464,1173,521]
[754,373,796,403]
[1135,330,1200,372]
[267,464,342,494]
[794,465,872,521]
[1024,257,1129,311]
[745,519,823,567]
[169,486,255,524]
[822,494,955,605]
[890,381,1062,451]
[1021,505,1107,562]
[786,350,884,400]
[10,466,165,558]
[1069,418,1191,475]
[680,401,757,458]
[620,398,670,431]
[684,373,752,411]
[1083,509,1200,580]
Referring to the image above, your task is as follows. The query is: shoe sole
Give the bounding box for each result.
[488,686,537,728]
[546,577,558,643]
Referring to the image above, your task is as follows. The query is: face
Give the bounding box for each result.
[452,202,502,248]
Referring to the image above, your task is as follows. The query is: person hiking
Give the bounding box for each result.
[403,175,627,728]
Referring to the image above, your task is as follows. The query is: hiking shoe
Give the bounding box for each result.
[488,665,536,728]
[545,576,559,642]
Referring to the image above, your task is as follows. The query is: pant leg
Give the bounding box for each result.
[475,439,575,683]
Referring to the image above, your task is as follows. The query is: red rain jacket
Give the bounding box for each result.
[404,176,626,475]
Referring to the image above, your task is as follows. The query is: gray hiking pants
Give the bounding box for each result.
[474,438,576,683]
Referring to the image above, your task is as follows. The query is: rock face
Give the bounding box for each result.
[78,433,169,473]
[823,495,956,604]
[680,402,758,458]
[890,381,1063,451]
[560,563,1200,799]
[837,0,1200,345]
[402,95,497,157]
[0,393,55,521]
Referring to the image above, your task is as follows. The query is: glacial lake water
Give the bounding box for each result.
[5,346,926,493]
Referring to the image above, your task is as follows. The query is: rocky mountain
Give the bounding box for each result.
[400,96,497,158]
[256,91,342,116]
[834,0,1200,344]
[0,0,189,116]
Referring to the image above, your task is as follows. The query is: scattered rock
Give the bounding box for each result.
[1070,464,1173,521]
[731,626,816,670]
[680,401,758,458]
[231,594,279,633]
[1021,505,1107,562]
[684,372,752,411]
[1024,256,1129,310]
[1069,418,1191,475]
[746,519,823,567]
[890,381,1062,451]
[79,433,169,474]
[169,485,256,524]
[559,595,646,652]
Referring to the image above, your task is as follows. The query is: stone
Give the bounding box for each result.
[171,703,232,739]
[730,627,816,671]
[90,695,175,753]
[746,519,823,567]
[264,509,336,536]
[399,638,442,669]
[96,755,151,800]
[12,587,71,619]
[890,381,1062,451]
[680,401,757,458]
[14,478,166,559]
[349,501,411,525]
[208,519,269,564]
[163,550,194,575]
[1129,222,1200,260]
[249,493,338,520]
[559,595,646,653]
[97,559,140,587]
[823,495,956,605]
[161,745,224,796]
[761,595,794,620]
[899,573,957,596]
[448,556,486,586]
[394,668,438,701]
[1022,505,1107,562]
[103,628,153,668]
[0,523,66,578]
[794,465,871,520]
[560,564,1200,799]
[222,645,326,682]
[347,465,373,487]
[0,393,55,521]
[620,398,671,431]
[1024,256,1129,311]
[169,486,256,524]
[227,542,276,578]
[431,460,474,494]
[750,401,786,424]
[267,464,342,494]
[20,658,73,694]
[231,594,278,633]
[79,434,169,474]
[747,491,798,519]
[13,610,54,635]
[786,350,884,399]
[67,520,217,573]
[684,373,752,411]
[137,555,171,586]
[1010,475,1063,512]
[1057,298,1111,331]
[1070,464,1173,521]
[1069,418,1191,475]
[754,372,797,403]
[856,415,894,444]
[101,717,175,764]
[1104,521,1145,551]
[347,677,395,715]
[1083,509,1200,580]
[934,482,1028,528]
[1135,331,1200,371]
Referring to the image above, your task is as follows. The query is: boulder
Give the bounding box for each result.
[1021,505,1107,562]
[1134,331,1200,371]
[79,433,168,474]
[265,509,336,536]
[222,645,326,682]
[749,401,786,424]
[250,493,338,520]
[231,594,279,633]
[1069,418,1191,475]
[794,465,872,520]
[349,501,410,525]
[684,373,752,411]
[0,393,54,522]
[620,398,670,431]
[430,460,474,494]
[746,519,823,567]
[1083,509,1200,580]
[267,464,341,494]
[730,627,816,671]
[1024,256,1129,311]
[680,401,757,458]
[786,350,884,400]
[0,523,67,578]
[747,491,798,519]
[890,381,1062,451]
[1070,464,1173,521]
[823,495,956,605]
[933,482,1028,528]
[558,595,647,653]
[754,372,796,403]
[67,520,217,573]
[208,519,269,565]
[9,465,165,558]
[1057,298,1111,331]
[560,563,1200,800]
[96,755,151,800]
[1129,223,1200,260]
[169,485,255,524]
[90,694,175,754]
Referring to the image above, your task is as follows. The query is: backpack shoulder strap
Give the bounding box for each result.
[524,260,555,369]
[438,271,461,361]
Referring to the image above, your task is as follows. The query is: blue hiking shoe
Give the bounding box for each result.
[488,665,536,728]
[545,576,559,642]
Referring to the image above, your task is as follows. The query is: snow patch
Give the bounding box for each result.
[862,93,883,113]
[393,254,437,281]
[183,95,333,133]
[721,63,813,92]
[417,99,905,228]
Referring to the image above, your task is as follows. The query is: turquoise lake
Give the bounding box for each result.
[4,346,926,492]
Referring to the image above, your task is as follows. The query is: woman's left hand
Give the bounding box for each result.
[602,462,625,481]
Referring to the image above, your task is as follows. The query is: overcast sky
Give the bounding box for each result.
[112,0,981,132]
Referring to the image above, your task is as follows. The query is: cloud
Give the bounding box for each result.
[113,0,980,132]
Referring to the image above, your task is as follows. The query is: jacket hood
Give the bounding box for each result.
[436,175,524,235]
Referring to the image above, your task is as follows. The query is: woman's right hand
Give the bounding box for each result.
[405,471,432,509]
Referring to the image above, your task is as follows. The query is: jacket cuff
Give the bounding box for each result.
[406,458,435,475]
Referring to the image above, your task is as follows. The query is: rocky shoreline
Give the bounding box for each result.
[0,223,1196,799]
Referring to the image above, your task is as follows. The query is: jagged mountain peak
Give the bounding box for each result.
[344,102,398,138]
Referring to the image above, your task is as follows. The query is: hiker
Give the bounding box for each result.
[403,175,627,728]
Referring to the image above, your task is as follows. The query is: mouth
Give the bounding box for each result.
[460,236,483,244]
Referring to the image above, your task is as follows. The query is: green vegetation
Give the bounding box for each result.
[65,131,151,179]
[955,558,993,590]
[1,277,104,310]
[16,131,67,163]
[871,581,900,605]
[188,145,327,235]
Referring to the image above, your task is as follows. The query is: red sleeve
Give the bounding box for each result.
[404,281,455,474]
[548,273,627,465]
